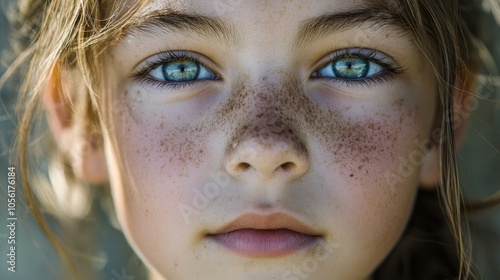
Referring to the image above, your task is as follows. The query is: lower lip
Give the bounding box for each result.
[208,229,321,257]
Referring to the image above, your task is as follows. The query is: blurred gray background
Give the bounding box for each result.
[0,0,499,279]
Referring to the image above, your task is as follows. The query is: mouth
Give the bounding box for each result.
[206,212,323,258]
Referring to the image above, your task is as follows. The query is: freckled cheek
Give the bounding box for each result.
[320,112,421,184]
[111,101,209,186]
[312,102,423,256]
[109,100,219,230]
[109,117,205,265]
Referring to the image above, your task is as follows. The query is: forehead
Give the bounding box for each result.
[139,0,377,15]
[138,0,376,12]
[118,0,407,49]
[132,0,394,23]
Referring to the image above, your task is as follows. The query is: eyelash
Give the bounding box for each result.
[310,48,405,87]
[132,49,405,90]
[132,51,220,90]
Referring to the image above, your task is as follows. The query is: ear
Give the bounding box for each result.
[419,69,476,188]
[43,65,109,185]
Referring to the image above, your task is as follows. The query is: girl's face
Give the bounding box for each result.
[102,0,436,279]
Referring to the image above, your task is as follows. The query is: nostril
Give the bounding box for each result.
[236,162,251,172]
[280,162,296,172]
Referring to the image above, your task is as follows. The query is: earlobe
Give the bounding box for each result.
[418,68,476,189]
[42,65,109,185]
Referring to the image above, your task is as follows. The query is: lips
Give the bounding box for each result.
[207,213,323,257]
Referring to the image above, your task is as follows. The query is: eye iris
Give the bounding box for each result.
[332,58,369,79]
[162,60,200,81]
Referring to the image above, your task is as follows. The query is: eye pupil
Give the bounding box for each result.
[162,60,200,82]
[332,58,369,79]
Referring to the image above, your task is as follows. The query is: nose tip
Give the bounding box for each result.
[225,138,309,181]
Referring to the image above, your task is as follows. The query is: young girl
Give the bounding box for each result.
[5,0,500,279]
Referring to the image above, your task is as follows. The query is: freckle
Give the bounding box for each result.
[144,71,405,186]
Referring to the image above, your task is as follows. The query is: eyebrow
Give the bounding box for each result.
[294,8,408,48]
[120,7,407,49]
[122,9,242,48]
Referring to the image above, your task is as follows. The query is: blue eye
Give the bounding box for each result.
[133,51,221,90]
[148,59,216,82]
[316,57,384,80]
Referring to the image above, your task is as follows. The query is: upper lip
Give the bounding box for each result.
[209,212,323,236]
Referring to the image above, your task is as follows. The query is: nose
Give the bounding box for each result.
[225,121,309,182]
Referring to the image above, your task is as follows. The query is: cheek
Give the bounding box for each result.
[105,94,217,264]
[303,87,433,269]
[109,83,233,189]
[316,100,424,187]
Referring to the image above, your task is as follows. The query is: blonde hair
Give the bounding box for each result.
[3,0,499,279]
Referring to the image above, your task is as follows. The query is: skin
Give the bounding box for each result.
[97,0,437,279]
